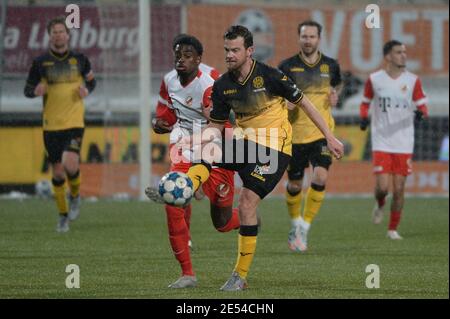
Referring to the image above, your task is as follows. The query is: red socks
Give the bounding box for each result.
[166,205,194,276]
[388,211,402,230]
[217,208,240,232]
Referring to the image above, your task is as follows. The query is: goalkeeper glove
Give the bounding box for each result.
[360,117,369,131]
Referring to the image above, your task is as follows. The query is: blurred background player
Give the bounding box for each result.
[278,20,342,252]
[23,16,96,233]
[150,34,240,288]
[359,40,428,240]
[180,25,344,291]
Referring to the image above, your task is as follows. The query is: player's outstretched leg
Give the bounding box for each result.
[166,205,197,288]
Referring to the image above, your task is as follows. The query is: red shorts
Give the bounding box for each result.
[170,149,234,208]
[372,151,413,176]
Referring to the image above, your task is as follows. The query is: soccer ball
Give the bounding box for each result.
[158,172,193,206]
[35,179,52,199]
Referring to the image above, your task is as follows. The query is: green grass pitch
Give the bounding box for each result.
[0,197,448,298]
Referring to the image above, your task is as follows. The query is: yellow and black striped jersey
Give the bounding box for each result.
[24,50,95,131]
[278,52,341,144]
[210,59,304,155]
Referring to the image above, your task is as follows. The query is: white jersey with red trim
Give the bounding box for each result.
[362,69,428,154]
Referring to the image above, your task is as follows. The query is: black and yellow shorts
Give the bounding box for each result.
[287,138,332,180]
[43,128,84,164]
[215,139,291,199]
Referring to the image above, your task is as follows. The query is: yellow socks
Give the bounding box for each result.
[234,226,258,279]
[186,163,211,192]
[303,183,326,224]
[286,188,302,221]
[52,178,68,215]
[67,171,81,198]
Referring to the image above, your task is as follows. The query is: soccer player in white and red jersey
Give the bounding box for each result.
[360,40,428,240]
[150,34,240,288]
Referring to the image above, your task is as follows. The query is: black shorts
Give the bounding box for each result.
[287,139,332,180]
[214,139,291,199]
[43,128,84,164]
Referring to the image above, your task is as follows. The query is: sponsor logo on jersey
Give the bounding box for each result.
[320,64,329,73]
[43,61,55,66]
[224,89,237,95]
[185,96,193,106]
[290,67,304,72]
[252,76,264,89]
[69,58,78,65]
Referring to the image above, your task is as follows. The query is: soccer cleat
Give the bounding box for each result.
[168,275,197,289]
[372,204,384,224]
[68,195,81,221]
[220,271,248,291]
[188,239,194,251]
[145,186,165,204]
[288,224,308,252]
[387,230,403,240]
[56,215,70,233]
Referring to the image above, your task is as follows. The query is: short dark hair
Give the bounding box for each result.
[47,16,69,35]
[223,25,253,49]
[172,34,203,56]
[383,40,403,56]
[297,20,322,37]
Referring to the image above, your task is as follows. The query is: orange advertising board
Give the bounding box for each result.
[187,5,449,76]
[80,161,448,197]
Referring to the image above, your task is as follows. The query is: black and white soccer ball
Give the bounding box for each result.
[158,172,193,207]
[35,179,52,198]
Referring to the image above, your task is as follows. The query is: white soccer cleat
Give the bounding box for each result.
[168,275,197,289]
[188,239,194,251]
[145,186,165,204]
[372,204,384,224]
[387,230,403,240]
[56,215,70,233]
[288,224,308,252]
[220,271,248,291]
[68,195,81,221]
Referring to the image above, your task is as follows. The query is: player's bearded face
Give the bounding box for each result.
[49,24,69,49]
[389,45,407,68]
[224,38,251,71]
[174,44,200,77]
[299,26,320,57]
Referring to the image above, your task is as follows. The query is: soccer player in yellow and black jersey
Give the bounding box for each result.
[24,16,96,233]
[278,20,342,252]
[178,25,344,291]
